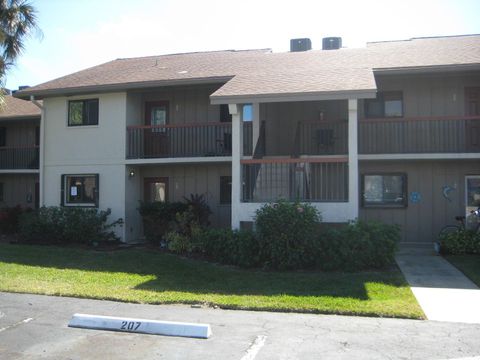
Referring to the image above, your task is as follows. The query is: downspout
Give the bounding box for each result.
[30,95,44,207]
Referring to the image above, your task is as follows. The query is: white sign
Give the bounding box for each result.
[70,186,78,196]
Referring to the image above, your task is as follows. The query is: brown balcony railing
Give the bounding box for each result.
[294,120,348,157]
[359,116,480,154]
[0,146,39,170]
[241,157,348,202]
[127,122,232,159]
[127,122,254,159]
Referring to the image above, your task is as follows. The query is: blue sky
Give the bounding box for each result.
[5,0,480,90]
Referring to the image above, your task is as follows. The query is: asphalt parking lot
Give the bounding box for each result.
[1,292,480,360]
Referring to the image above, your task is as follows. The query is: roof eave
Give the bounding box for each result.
[373,63,480,75]
[13,76,234,100]
[210,89,377,105]
[0,114,40,121]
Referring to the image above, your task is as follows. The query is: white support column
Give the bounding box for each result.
[39,107,45,207]
[348,99,359,220]
[252,102,260,150]
[230,104,243,229]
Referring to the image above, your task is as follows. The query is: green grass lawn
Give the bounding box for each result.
[0,243,424,319]
[445,255,480,287]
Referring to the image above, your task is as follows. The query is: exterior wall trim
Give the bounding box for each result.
[373,63,480,75]
[0,169,39,174]
[125,157,232,166]
[210,89,377,105]
[359,153,480,160]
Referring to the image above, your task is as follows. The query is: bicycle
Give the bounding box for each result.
[436,206,480,253]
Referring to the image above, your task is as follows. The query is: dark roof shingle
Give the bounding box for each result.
[0,95,40,119]
[15,35,480,101]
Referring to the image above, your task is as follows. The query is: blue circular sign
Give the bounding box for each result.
[410,192,421,204]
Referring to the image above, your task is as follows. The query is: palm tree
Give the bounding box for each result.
[0,0,39,96]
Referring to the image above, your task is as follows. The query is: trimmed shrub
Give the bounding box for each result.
[165,231,192,253]
[439,229,480,255]
[255,201,321,270]
[315,220,399,271]
[138,194,211,244]
[138,201,188,243]
[18,206,123,244]
[193,228,260,268]
[183,194,212,227]
[0,205,32,234]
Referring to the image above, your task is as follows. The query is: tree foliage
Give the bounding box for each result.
[0,0,40,84]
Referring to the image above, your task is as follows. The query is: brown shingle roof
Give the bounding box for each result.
[14,35,480,102]
[0,95,40,119]
[367,34,480,69]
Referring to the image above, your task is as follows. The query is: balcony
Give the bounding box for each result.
[127,122,253,159]
[359,116,480,154]
[242,157,348,202]
[0,146,39,170]
[294,120,348,156]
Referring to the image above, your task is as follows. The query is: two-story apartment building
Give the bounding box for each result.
[14,34,480,244]
[0,95,40,209]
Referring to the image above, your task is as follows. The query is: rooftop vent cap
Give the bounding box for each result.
[290,38,312,52]
[322,37,342,50]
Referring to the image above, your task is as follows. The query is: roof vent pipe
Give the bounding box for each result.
[322,37,342,50]
[290,38,312,52]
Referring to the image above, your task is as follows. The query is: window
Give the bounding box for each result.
[365,92,403,118]
[362,174,407,207]
[144,177,168,203]
[0,127,6,147]
[68,99,99,126]
[145,101,168,133]
[243,104,253,122]
[61,174,99,207]
[220,176,232,204]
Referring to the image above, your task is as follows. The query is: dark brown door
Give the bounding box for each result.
[465,87,480,152]
[144,101,169,157]
[144,177,169,203]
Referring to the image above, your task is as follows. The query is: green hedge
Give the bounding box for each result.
[195,228,260,268]
[164,200,399,271]
[315,221,399,271]
[18,207,123,244]
[440,229,480,255]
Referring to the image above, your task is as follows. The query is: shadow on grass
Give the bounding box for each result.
[0,243,408,300]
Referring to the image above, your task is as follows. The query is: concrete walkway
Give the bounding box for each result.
[396,254,480,324]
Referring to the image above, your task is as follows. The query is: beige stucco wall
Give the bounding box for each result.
[42,93,128,240]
